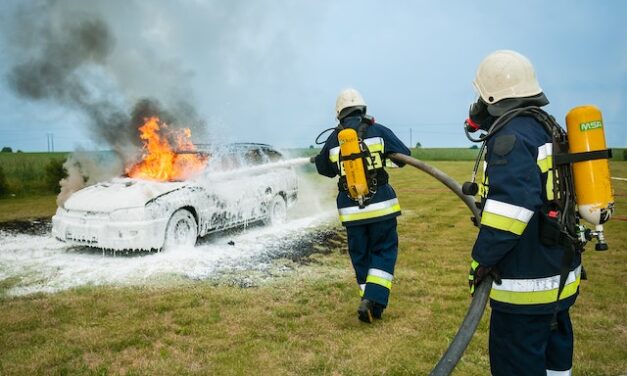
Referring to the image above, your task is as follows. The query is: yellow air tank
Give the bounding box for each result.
[565,105,614,226]
[338,128,369,205]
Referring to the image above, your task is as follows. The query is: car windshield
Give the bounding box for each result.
[194,143,283,171]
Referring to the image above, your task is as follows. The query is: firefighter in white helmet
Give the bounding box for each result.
[312,88,410,323]
[465,50,581,375]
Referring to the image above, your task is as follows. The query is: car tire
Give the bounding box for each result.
[264,195,287,225]
[163,209,198,250]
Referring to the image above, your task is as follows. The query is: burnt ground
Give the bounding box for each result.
[198,221,346,263]
[0,218,52,236]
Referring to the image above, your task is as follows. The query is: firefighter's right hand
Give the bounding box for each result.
[468,259,498,296]
[309,156,316,163]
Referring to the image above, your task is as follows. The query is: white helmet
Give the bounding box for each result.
[473,50,542,104]
[335,88,367,120]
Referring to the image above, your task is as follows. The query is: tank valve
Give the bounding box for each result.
[590,225,609,251]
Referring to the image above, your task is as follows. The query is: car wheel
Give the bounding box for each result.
[164,209,198,250]
[264,195,287,225]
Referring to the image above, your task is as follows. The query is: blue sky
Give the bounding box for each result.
[0,0,625,152]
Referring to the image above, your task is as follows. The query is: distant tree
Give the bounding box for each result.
[16,150,23,153]
[1,146,12,153]
[309,145,314,149]
[415,142,422,148]
[469,145,479,149]
[0,165,8,195]
[45,158,67,193]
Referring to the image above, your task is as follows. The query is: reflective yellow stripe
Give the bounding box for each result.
[537,155,553,173]
[339,203,401,223]
[546,170,554,200]
[479,175,489,198]
[490,275,580,305]
[367,143,383,153]
[481,212,528,235]
[366,275,392,290]
[358,284,365,297]
[537,143,554,200]
[367,153,383,169]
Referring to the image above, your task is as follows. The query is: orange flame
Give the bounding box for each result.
[126,116,207,181]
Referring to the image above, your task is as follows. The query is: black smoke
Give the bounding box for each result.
[3,1,207,165]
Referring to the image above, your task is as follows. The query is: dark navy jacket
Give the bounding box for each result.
[472,114,581,315]
[314,115,410,226]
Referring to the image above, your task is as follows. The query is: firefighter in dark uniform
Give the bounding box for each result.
[466,50,581,375]
[312,88,410,323]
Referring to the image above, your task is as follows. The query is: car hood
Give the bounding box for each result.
[63,177,189,212]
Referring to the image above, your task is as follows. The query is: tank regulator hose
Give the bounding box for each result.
[387,153,490,376]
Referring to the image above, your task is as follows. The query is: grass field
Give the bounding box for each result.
[0,152,69,195]
[0,194,59,222]
[0,161,625,375]
[0,148,625,196]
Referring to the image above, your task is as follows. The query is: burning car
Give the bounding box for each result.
[52,117,298,251]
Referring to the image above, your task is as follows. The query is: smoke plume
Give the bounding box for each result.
[3,1,207,190]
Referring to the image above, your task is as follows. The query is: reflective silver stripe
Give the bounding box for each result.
[359,283,366,292]
[338,198,399,215]
[363,137,384,148]
[537,143,553,173]
[546,369,572,376]
[329,146,340,163]
[367,268,393,281]
[492,265,581,292]
[483,199,534,223]
[537,142,553,161]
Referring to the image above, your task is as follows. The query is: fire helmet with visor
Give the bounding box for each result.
[473,50,543,105]
[335,88,367,120]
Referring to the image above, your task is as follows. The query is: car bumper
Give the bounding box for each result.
[52,212,169,251]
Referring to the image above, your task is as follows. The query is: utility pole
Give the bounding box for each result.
[410,128,413,148]
[46,133,55,152]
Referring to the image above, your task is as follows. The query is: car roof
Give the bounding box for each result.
[191,143,281,154]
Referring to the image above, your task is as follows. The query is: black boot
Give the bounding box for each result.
[358,299,374,323]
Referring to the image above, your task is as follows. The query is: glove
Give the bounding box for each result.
[309,155,316,163]
[468,259,500,296]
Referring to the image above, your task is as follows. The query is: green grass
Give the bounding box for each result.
[289,147,627,162]
[1,148,625,197]
[0,194,58,221]
[0,152,69,195]
[0,161,625,375]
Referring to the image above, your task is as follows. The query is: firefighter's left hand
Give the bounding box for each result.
[468,259,500,296]
[309,156,316,163]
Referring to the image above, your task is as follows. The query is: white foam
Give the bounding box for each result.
[0,210,336,296]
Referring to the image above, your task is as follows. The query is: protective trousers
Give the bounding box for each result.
[489,309,574,376]
[345,218,398,312]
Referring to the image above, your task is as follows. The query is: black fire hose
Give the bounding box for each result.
[429,275,493,376]
[387,153,491,376]
[387,153,480,221]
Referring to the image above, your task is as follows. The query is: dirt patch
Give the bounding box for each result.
[264,226,346,265]
[0,217,51,236]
